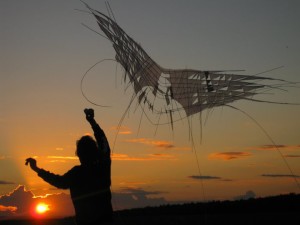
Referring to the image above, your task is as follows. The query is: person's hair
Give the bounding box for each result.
[76,135,98,164]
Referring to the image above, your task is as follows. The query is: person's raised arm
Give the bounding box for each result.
[25,158,71,189]
[84,108,111,155]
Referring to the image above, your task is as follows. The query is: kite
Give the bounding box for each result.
[80,2,298,131]
[79,1,300,192]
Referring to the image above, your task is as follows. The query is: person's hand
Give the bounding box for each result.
[25,158,39,172]
[84,108,94,122]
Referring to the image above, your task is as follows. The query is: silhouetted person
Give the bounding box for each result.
[26,109,113,225]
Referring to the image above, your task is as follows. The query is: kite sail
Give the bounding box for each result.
[81,2,298,128]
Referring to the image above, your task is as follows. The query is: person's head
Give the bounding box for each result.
[76,135,98,165]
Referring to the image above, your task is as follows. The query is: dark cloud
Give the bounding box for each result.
[209,152,251,160]
[113,187,169,210]
[0,181,15,185]
[233,191,256,200]
[188,175,221,180]
[0,185,171,219]
[258,145,287,149]
[221,179,235,182]
[261,174,300,178]
[37,192,74,218]
[0,185,34,218]
[0,185,74,219]
[284,154,300,158]
[120,187,167,195]
[253,144,300,151]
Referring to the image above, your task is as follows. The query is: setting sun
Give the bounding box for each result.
[36,203,49,214]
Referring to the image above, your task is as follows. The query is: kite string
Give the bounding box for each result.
[254,66,284,76]
[188,115,207,224]
[227,105,300,191]
[81,59,118,107]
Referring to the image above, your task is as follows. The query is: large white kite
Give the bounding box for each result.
[81,2,297,129]
[79,1,300,191]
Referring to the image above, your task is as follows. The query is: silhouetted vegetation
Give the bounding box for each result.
[1,193,299,225]
[118,193,300,216]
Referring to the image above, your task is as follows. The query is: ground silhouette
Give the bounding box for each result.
[1,193,299,225]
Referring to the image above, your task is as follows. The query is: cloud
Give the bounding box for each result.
[113,187,168,210]
[233,190,256,200]
[284,154,300,158]
[125,138,175,149]
[0,185,74,219]
[0,185,34,218]
[150,153,169,157]
[255,145,287,150]
[47,156,78,162]
[47,152,181,162]
[0,180,15,185]
[252,144,300,151]
[120,187,167,195]
[148,153,177,160]
[261,174,300,178]
[47,153,179,162]
[188,175,221,180]
[0,185,171,218]
[0,205,17,212]
[35,192,74,218]
[188,175,235,182]
[47,156,77,160]
[208,152,251,160]
[110,126,132,135]
[112,153,177,161]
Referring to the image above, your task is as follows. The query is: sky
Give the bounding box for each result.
[1,0,300,219]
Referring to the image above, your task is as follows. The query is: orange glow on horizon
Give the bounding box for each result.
[35,203,49,214]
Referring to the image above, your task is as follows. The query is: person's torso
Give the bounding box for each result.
[69,164,113,224]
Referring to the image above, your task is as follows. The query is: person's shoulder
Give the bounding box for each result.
[68,165,82,173]
[73,165,82,169]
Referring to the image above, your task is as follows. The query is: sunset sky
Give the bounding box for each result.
[1,0,300,219]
